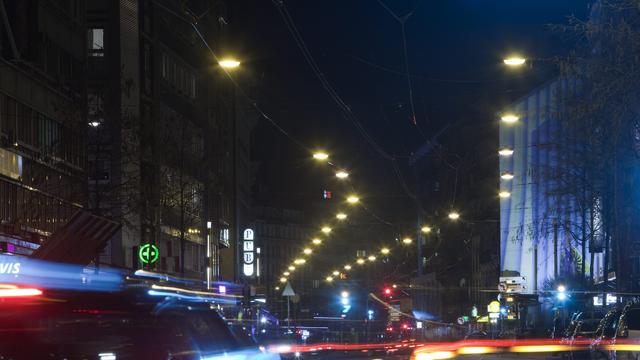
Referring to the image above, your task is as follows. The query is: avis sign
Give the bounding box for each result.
[243,229,255,277]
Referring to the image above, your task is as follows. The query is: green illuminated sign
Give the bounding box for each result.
[139,244,159,265]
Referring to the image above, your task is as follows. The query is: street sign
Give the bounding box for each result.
[282,282,296,297]
[498,276,526,293]
[138,244,159,265]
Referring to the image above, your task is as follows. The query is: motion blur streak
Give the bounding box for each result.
[199,349,280,360]
[0,255,123,291]
[456,346,498,355]
[414,351,456,360]
[151,284,242,298]
[147,290,237,304]
[604,344,640,351]
[0,287,42,297]
[509,345,571,353]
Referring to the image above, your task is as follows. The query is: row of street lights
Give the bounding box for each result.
[275,54,529,290]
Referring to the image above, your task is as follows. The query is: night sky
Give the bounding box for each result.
[228,0,591,226]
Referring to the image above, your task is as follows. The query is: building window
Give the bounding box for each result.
[87,28,104,57]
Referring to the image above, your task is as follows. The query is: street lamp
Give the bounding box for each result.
[288,266,296,271]
[332,270,340,276]
[381,248,390,255]
[498,148,514,156]
[294,258,306,265]
[336,213,347,220]
[283,271,290,276]
[335,171,349,179]
[218,58,241,69]
[344,264,352,270]
[356,258,365,265]
[503,57,526,66]
[368,255,376,262]
[347,195,360,204]
[313,152,329,161]
[321,226,332,234]
[402,237,413,244]
[280,277,287,283]
[499,191,511,198]
[448,211,460,220]
[341,291,349,298]
[303,248,312,255]
[421,226,432,233]
[312,238,322,245]
[326,276,333,282]
[501,114,519,124]
[557,284,566,293]
[501,172,514,180]
[275,286,280,291]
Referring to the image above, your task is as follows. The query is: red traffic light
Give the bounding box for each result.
[384,288,392,295]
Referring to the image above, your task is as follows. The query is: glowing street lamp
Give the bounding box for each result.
[498,148,514,156]
[280,277,287,283]
[368,255,377,262]
[332,270,340,276]
[303,248,313,255]
[381,248,390,255]
[347,196,360,204]
[335,171,349,179]
[321,226,332,234]
[294,258,306,265]
[275,286,280,291]
[421,226,432,233]
[402,237,413,244]
[218,58,241,69]
[557,284,566,293]
[288,266,296,271]
[326,276,333,282]
[344,264,352,270]
[341,291,349,298]
[501,172,514,180]
[356,258,365,265]
[448,211,460,220]
[283,271,290,276]
[313,152,329,161]
[501,114,519,123]
[499,191,511,198]
[336,213,347,220]
[312,238,322,245]
[503,57,526,66]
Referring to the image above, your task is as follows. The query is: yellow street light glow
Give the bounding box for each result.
[303,248,312,255]
[344,264,352,270]
[332,271,340,276]
[275,286,280,291]
[448,211,461,220]
[498,148,514,156]
[218,58,241,68]
[336,213,347,220]
[347,196,360,204]
[381,248,390,255]
[368,255,376,261]
[294,258,306,265]
[503,57,526,66]
[356,258,365,265]
[414,350,456,360]
[321,226,332,234]
[283,271,290,276]
[335,171,349,179]
[501,114,519,123]
[421,226,432,233]
[501,172,514,180]
[313,152,329,160]
[312,238,322,245]
[402,237,413,244]
[392,284,397,288]
[499,191,511,198]
[326,276,333,282]
[280,277,287,283]
[288,266,296,271]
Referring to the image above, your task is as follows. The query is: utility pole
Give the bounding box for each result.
[417,215,424,277]
[553,219,558,279]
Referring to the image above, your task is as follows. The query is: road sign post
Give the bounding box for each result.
[282,283,295,332]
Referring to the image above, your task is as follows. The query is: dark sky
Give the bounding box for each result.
[228,0,591,225]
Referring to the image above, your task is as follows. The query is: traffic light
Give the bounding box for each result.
[384,287,392,296]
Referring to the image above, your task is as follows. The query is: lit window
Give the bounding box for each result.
[87,28,104,57]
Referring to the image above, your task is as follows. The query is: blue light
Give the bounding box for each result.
[341,298,349,305]
[500,307,507,315]
[557,292,567,301]
[368,309,374,320]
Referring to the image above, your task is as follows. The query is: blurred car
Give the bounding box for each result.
[0,261,277,360]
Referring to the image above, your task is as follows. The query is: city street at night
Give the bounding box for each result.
[1,0,640,359]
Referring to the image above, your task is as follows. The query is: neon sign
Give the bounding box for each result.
[243,229,255,277]
[138,244,159,265]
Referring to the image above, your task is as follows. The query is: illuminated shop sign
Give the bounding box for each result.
[243,229,254,277]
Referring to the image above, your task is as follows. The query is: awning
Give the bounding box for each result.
[31,210,120,265]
